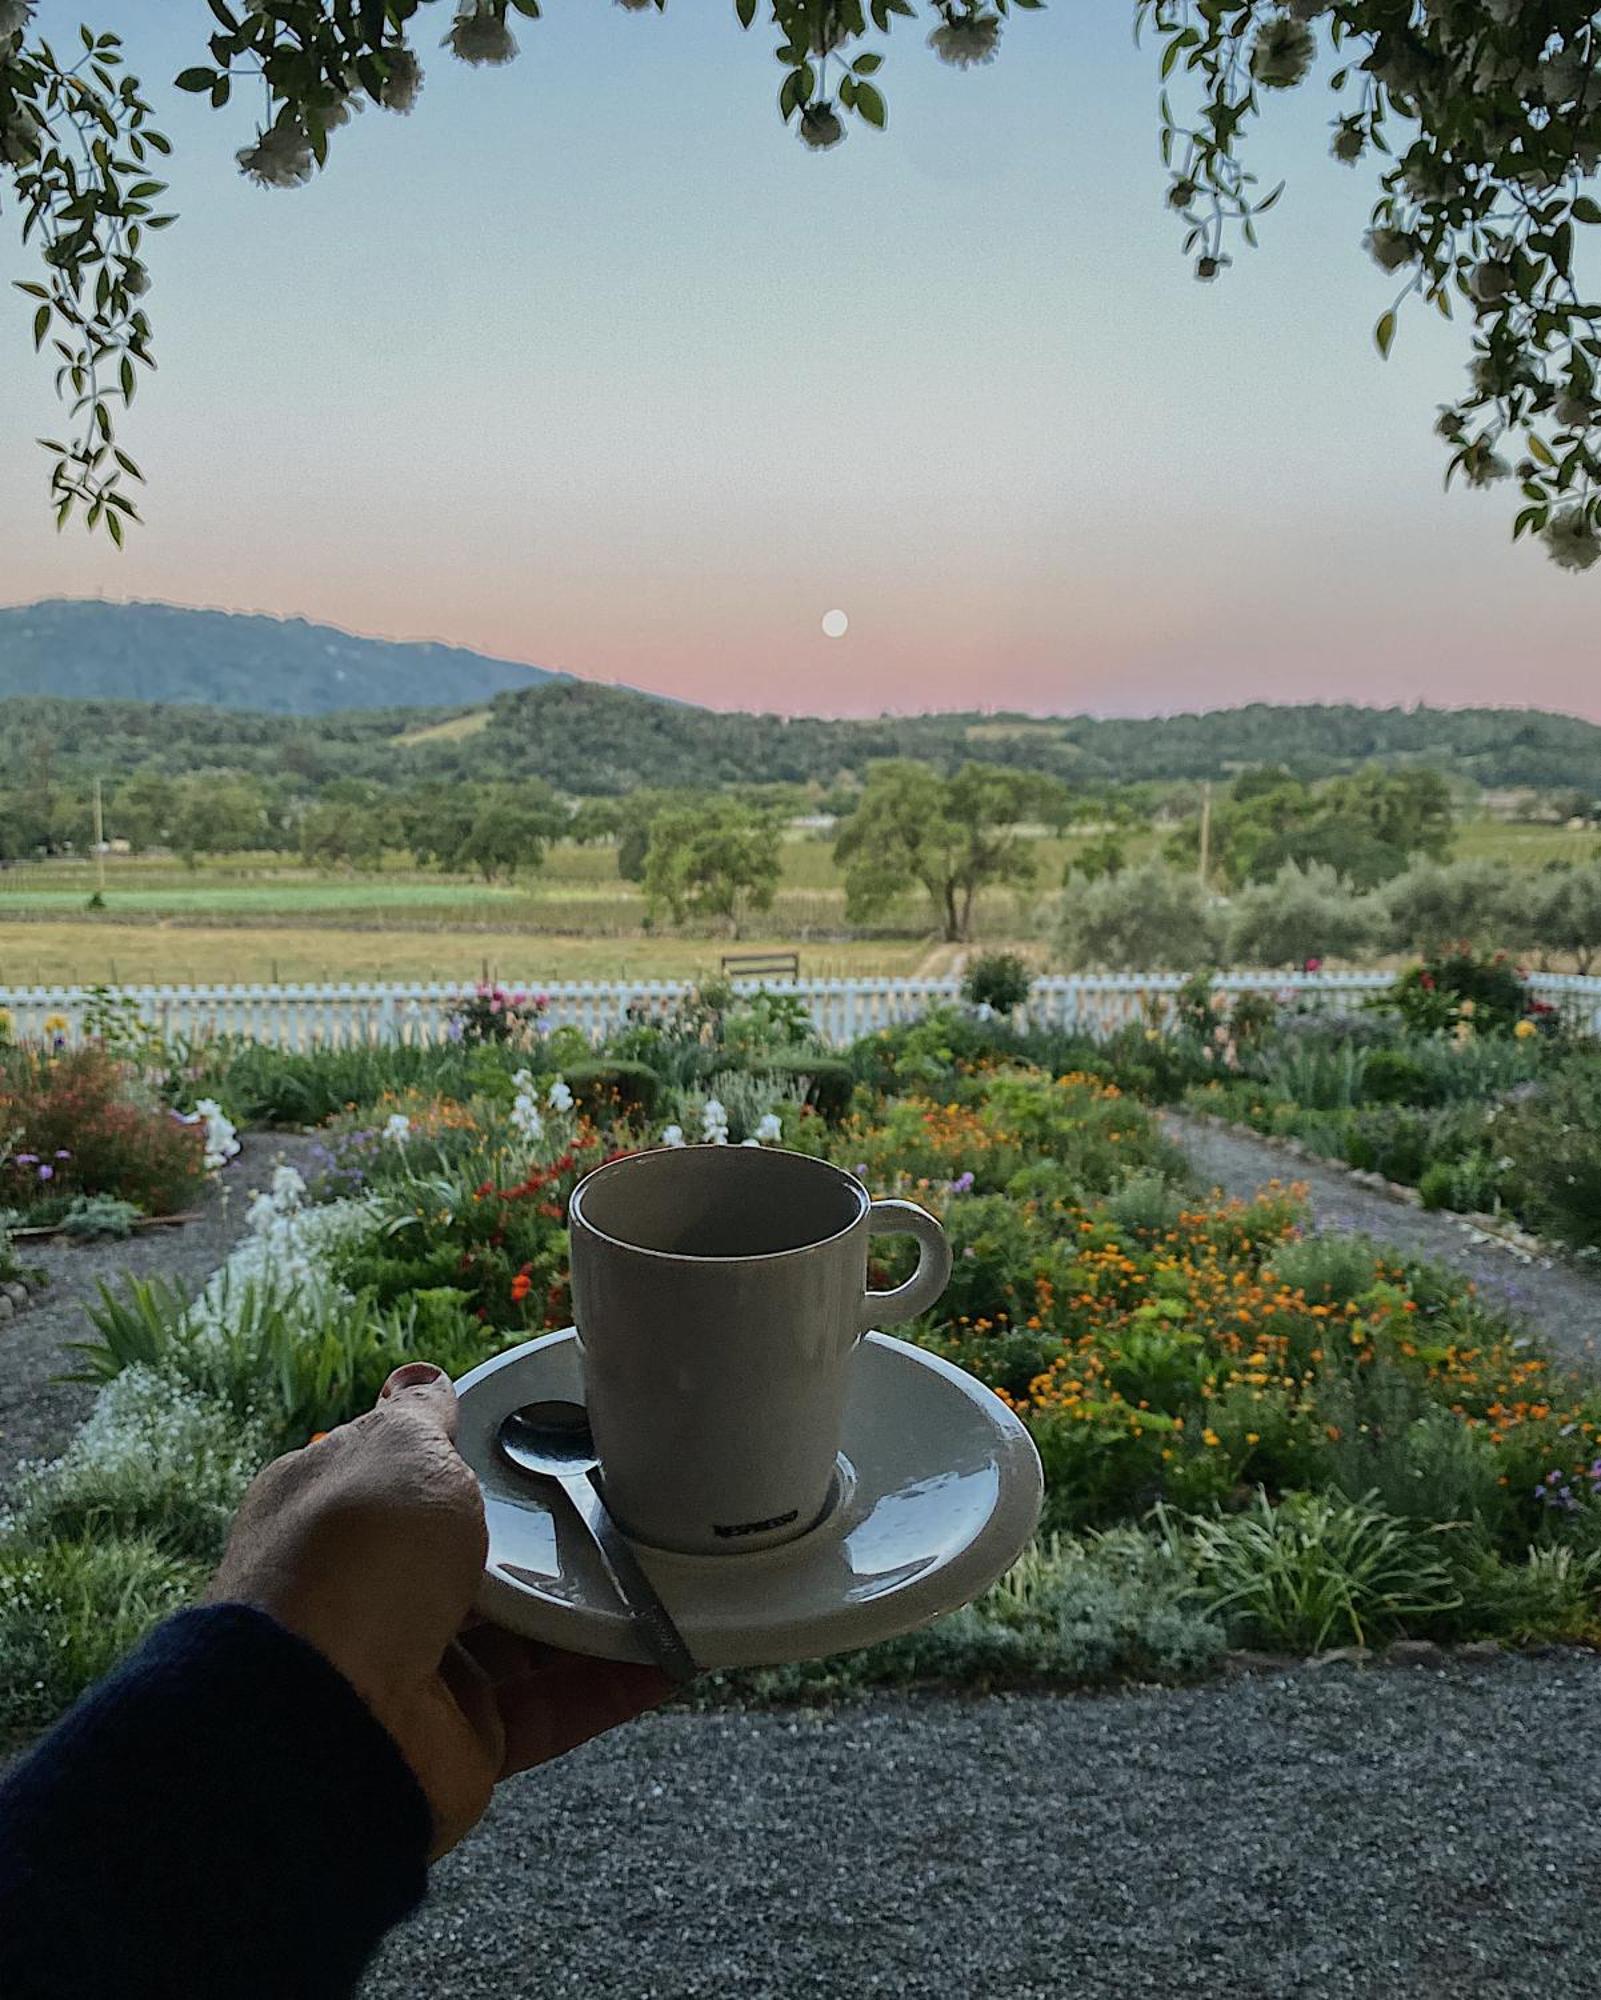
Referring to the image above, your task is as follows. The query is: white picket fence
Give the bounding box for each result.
[3,969,1600,1050]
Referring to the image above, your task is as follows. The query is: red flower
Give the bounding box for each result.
[510,1273,532,1303]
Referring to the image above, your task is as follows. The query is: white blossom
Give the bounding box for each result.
[0,104,41,167]
[1331,122,1364,165]
[445,2,518,67]
[740,1137,761,1148]
[701,1097,729,1144]
[383,1112,412,1145]
[928,9,1001,70]
[1250,17,1315,91]
[660,1124,686,1148]
[377,48,424,113]
[1460,440,1511,488]
[1544,507,1601,573]
[236,119,316,190]
[755,1112,784,1145]
[547,1079,574,1114]
[510,1092,544,1140]
[1364,226,1415,273]
[797,103,845,151]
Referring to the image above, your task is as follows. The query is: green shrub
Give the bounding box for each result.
[962,951,1034,1017]
[0,1045,205,1219]
[0,1536,206,1738]
[1489,1061,1601,1252]
[1102,1170,1187,1237]
[1382,945,1530,1036]
[1268,1231,1384,1307]
[1170,1489,1463,1651]
[59,1193,143,1241]
[739,1054,855,1124]
[1361,1047,1441,1107]
[1450,1544,1601,1645]
[560,1058,661,1122]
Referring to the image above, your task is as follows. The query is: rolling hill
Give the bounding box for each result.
[0,599,563,714]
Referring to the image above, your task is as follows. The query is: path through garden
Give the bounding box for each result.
[1165,1112,1601,1377]
[0,1132,321,1488]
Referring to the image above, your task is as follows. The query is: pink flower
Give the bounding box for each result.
[1303,955,1324,973]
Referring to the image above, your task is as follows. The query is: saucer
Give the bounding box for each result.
[453,1328,1044,1671]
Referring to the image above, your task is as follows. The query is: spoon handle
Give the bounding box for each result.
[560,1471,699,1686]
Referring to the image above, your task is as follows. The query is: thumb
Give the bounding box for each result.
[377,1361,460,1444]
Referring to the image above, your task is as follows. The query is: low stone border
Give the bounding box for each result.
[1225,1636,1556,1677]
[1180,1108,1563,1266]
[0,1278,37,1325]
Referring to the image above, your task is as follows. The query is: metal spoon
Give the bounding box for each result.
[497,1399,698,1685]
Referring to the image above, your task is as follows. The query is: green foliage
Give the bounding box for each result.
[1225,863,1375,968]
[1057,862,1222,971]
[720,1531,1225,1700]
[836,762,1041,943]
[76,1275,436,1455]
[4,1364,269,1562]
[1169,1490,1463,1652]
[196,1037,521,1127]
[59,1193,142,1241]
[560,1058,662,1123]
[642,796,782,934]
[0,1045,205,1220]
[1384,860,1518,956]
[1267,1232,1384,1308]
[1489,1061,1601,1252]
[0,1536,206,1739]
[962,951,1034,1016]
[405,780,566,881]
[1522,861,1601,975]
[1383,944,1532,1036]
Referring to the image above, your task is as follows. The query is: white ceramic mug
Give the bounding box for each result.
[568,1145,952,1556]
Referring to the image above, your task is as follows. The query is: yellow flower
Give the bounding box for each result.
[1514,1018,1537,1040]
[43,1012,69,1035]
[1202,1428,1221,1448]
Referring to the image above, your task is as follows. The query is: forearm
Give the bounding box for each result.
[0,1603,432,2000]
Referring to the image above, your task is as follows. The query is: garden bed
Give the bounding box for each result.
[5,981,1600,1744]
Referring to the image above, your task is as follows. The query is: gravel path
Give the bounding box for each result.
[365,1658,1601,2000]
[0,1131,320,1485]
[1166,1112,1601,1375]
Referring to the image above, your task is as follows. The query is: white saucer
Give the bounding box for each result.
[453,1328,1044,1671]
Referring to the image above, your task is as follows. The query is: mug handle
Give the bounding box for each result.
[861,1198,953,1330]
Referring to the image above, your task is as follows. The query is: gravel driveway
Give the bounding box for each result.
[0,1132,320,1485]
[1166,1112,1601,1376]
[364,1656,1601,2000]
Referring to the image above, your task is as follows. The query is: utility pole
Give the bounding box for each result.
[93,776,106,898]
[1198,781,1213,886]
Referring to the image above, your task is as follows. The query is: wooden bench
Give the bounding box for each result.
[721,951,800,981]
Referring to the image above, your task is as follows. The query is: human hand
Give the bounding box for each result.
[207,1360,673,1859]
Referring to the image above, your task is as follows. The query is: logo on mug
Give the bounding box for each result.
[713,1508,801,1540]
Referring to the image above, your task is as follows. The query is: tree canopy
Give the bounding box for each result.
[6,3,1601,565]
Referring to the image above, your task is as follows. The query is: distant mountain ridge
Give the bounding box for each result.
[0,599,563,714]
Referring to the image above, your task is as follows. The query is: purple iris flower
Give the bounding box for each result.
[14,1154,37,1166]
[950,1171,975,1194]
[37,1163,53,1182]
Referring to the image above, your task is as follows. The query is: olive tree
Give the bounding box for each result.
[1225,860,1376,966]
[1057,861,1223,971]
[7,2,1601,566]
[1382,854,1517,952]
[1524,858,1601,970]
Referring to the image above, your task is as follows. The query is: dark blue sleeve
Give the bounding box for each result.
[0,1603,433,2000]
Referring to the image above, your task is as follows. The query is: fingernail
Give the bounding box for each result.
[381,1361,445,1398]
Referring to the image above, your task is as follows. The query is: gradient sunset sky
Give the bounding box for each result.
[2,1,1598,718]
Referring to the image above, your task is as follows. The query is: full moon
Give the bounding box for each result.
[821,609,849,640]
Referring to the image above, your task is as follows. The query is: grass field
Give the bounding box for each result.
[2,819,1595,989]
